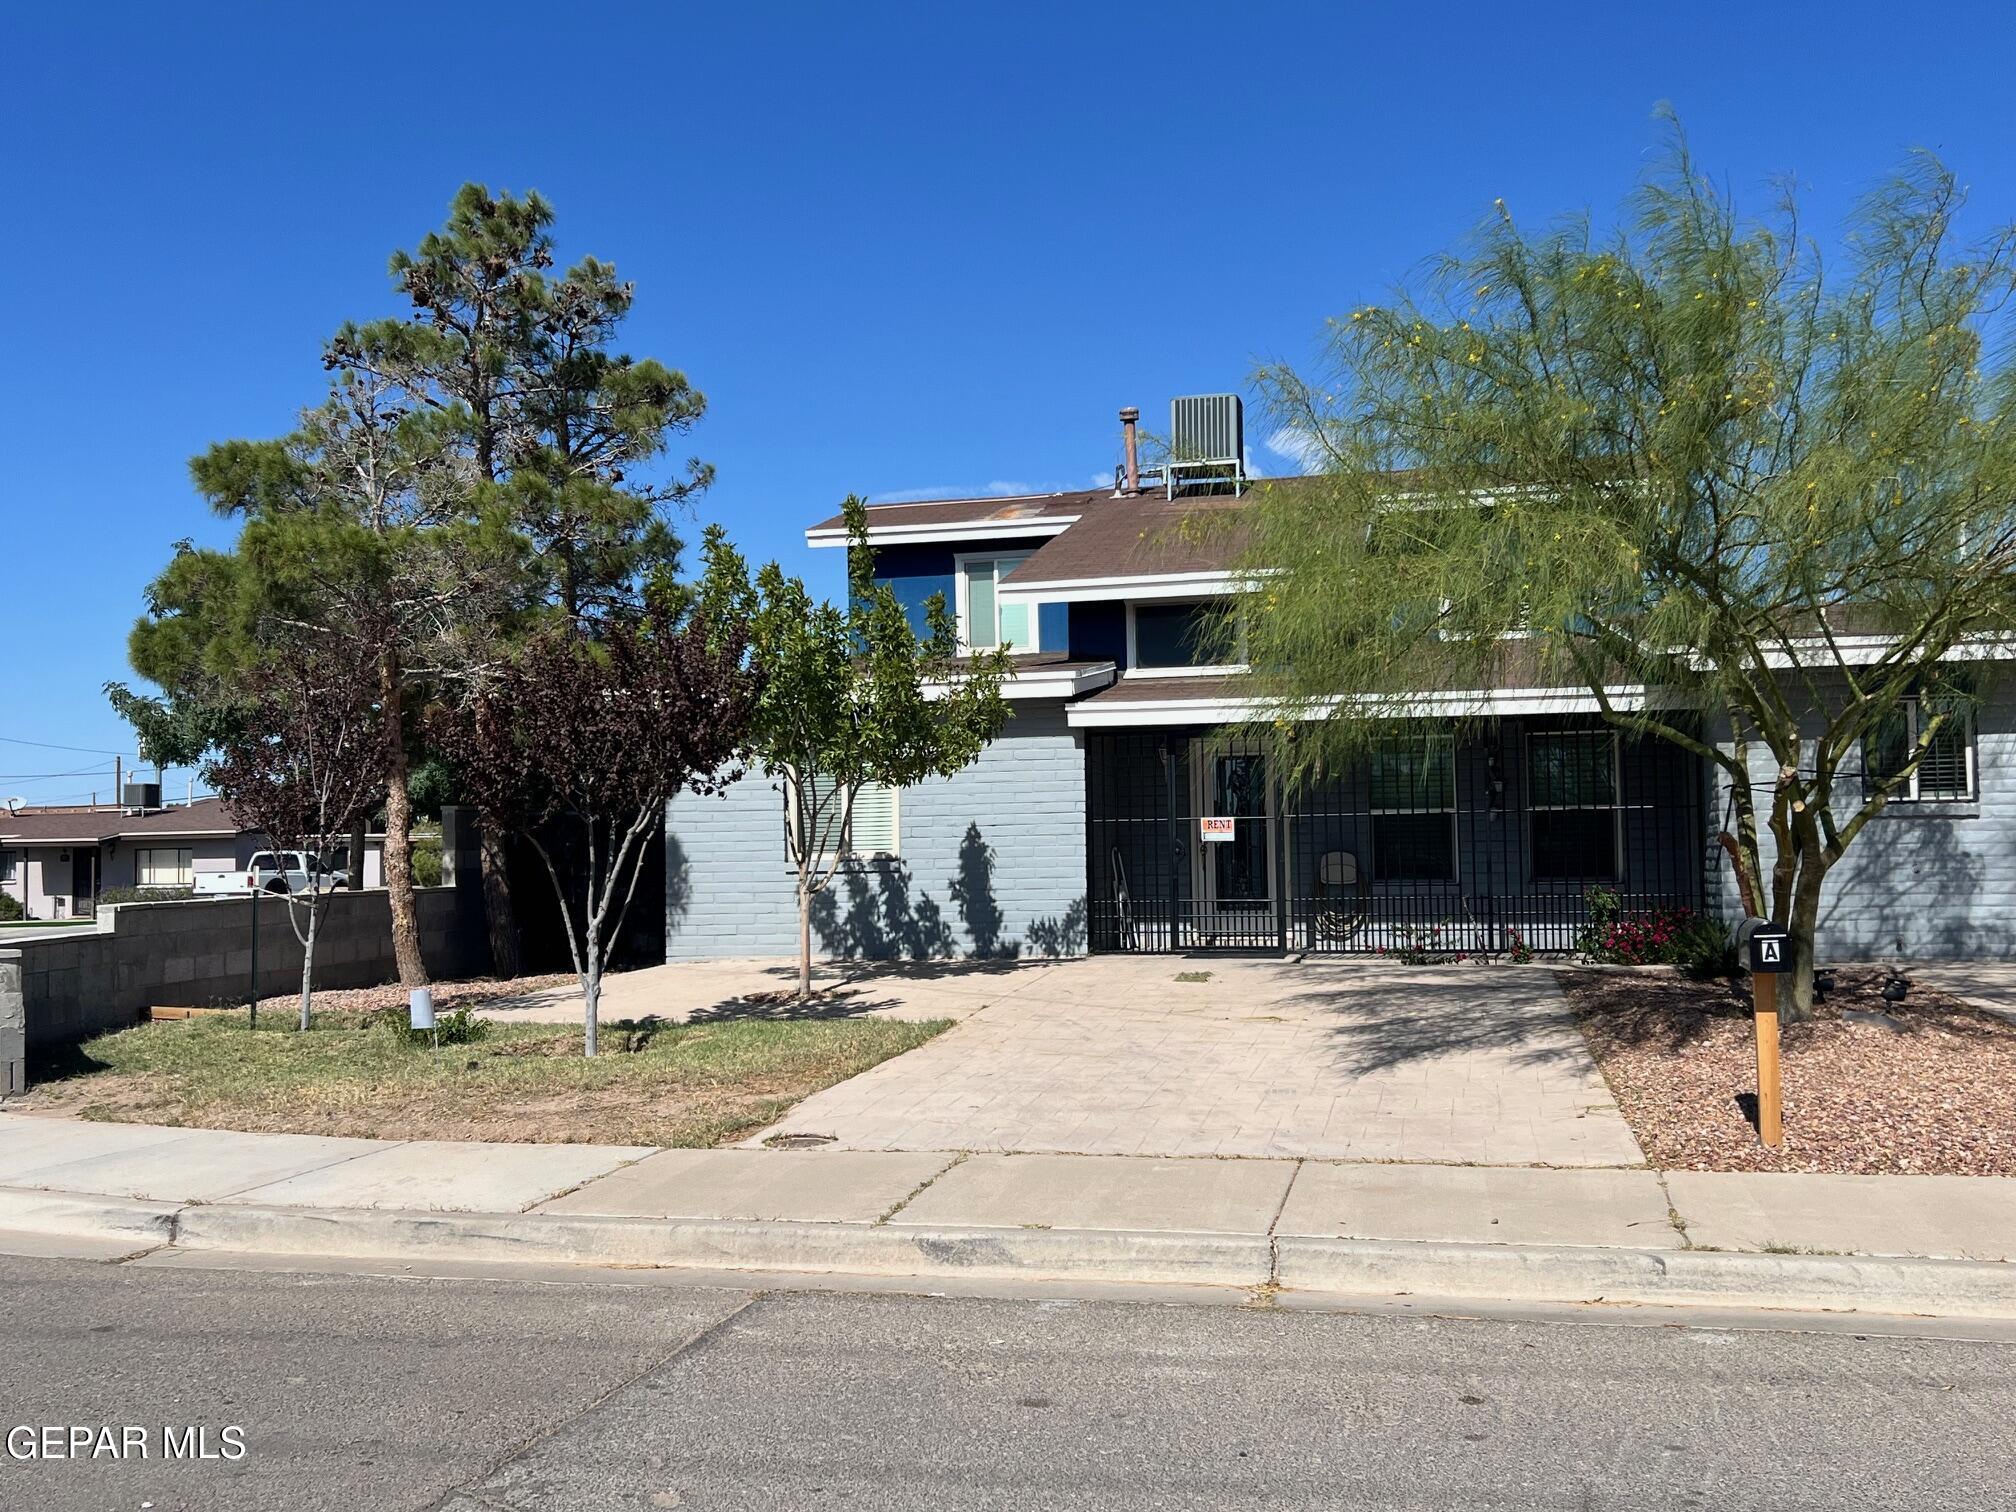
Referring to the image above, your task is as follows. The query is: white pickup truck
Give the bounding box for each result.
[192,851,349,897]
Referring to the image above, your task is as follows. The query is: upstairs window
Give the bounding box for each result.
[1865,694,1975,803]
[1131,601,1241,672]
[1369,736,1457,881]
[1528,730,1619,880]
[957,555,1036,651]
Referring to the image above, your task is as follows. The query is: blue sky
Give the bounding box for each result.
[3,1,2012,804]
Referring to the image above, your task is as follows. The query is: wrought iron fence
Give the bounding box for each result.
[1085,718,1707,956]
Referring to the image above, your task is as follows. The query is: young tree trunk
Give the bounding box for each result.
[298,901,319,1032]
[583,959,600,1058]
[479,830,521,979]
[378,649,429,986]
[797,872,813,1001]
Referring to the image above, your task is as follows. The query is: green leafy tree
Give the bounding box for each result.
[710,498,1012,999]
[120,368,523,985]
[1243,127,2016,1017]
[329,183,713,969]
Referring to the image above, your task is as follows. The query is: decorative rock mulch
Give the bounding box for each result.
[1557,966,2016,1176]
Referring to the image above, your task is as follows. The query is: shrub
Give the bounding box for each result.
[411,839,443,888]
[1582,899,1734,977]
[367,1004,488,1046]
[0,892,22,922]
[99,886,195,905]
[1379,922,1468,966]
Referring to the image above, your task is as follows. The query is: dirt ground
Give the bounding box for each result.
[1559,965,2016,1175]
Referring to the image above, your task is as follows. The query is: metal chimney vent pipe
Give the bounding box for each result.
[1119,406,1141,494]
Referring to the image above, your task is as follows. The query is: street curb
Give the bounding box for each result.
[1272,1237,2016,1319]
[165,1204,1276,1287]
[0,1188,181,1247]
[3,1187,2011,1318]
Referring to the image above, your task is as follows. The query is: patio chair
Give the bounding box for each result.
[1313,849,1370,944]
[1108,845,1138,952]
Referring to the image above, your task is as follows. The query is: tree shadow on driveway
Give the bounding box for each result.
[1264,961,1603,1076]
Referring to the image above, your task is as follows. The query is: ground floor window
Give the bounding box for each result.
[1528,729,1619,880]
[135,847,195,887]
[0,850,15,884]
[1864,693,1975,803]
[795,776,900,862]
[1370,736,1456,881]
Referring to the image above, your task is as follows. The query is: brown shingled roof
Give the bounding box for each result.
[0,796,243,845]
[999,490,1255,586]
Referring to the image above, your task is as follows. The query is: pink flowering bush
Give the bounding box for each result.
[1580,889,1734,978]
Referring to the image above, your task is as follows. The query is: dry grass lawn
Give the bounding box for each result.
[18,1009,950,1147]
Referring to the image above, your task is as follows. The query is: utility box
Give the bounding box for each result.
[0,950,24,1098]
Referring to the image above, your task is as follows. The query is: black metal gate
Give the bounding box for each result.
[1085,718,1707,956]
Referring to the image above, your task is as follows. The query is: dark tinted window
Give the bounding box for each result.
[1133,602,1231,669]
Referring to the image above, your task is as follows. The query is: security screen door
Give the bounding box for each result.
[1192,744,1276,943]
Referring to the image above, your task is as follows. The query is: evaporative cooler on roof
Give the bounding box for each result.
[1166,394,1246,498]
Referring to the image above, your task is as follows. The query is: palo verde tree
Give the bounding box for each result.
[1242,122,2016,1016]
[329,184,713,968]
[434,529,757,1057]
[120,367,523,987]
[706,497,1012,1000]
[205,647,387,1031]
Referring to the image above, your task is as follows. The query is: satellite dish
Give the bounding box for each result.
[4,797,25,815]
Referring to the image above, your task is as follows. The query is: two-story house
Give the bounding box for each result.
[665,396,2015,964]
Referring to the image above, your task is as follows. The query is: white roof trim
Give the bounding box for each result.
[1067,684,1666,728]
[999,569,1266,604]
[806,516,1080,549]
[922,662,1117,702]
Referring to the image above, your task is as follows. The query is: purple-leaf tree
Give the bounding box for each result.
[437,570,756,1056]
[204,649,387,1030]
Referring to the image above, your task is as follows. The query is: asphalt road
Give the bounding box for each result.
[1,1254,2013,1511]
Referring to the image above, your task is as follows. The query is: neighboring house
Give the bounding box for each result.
[665,396,2015,964]
[0,796,388,920]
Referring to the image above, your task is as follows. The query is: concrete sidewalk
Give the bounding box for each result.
[4,1112,2015,1318]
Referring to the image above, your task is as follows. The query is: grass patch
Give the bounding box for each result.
[21,1011,950,1147]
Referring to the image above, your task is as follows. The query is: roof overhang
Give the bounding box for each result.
[998,569,1264,604]
[807,516,1081,549]
[923,660,1117,702]
[1066,684,1666,728]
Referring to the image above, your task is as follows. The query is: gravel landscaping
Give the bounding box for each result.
[1558,966,2016,1176]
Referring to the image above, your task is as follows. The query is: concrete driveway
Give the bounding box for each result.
[744,957,1640,1165]
[517,955,1640,1166]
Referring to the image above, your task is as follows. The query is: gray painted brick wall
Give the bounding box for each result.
[667,700,1088,960]
[1708,677,2016,960]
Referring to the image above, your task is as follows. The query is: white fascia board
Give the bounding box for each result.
[1066,684,1670,728]
[921,662,1118,702]
[1743,633,2016,669]
[998,569,1269,604]
[805,517,1080,549]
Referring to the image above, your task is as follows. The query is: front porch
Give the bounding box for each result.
[1085,717,1709,955]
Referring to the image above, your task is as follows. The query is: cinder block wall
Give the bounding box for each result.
[1708,678,2016,960]
[666,701,1089,960]
[15,887,488,1051]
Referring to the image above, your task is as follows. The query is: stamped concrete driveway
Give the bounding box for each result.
[738,957,1644,1167]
